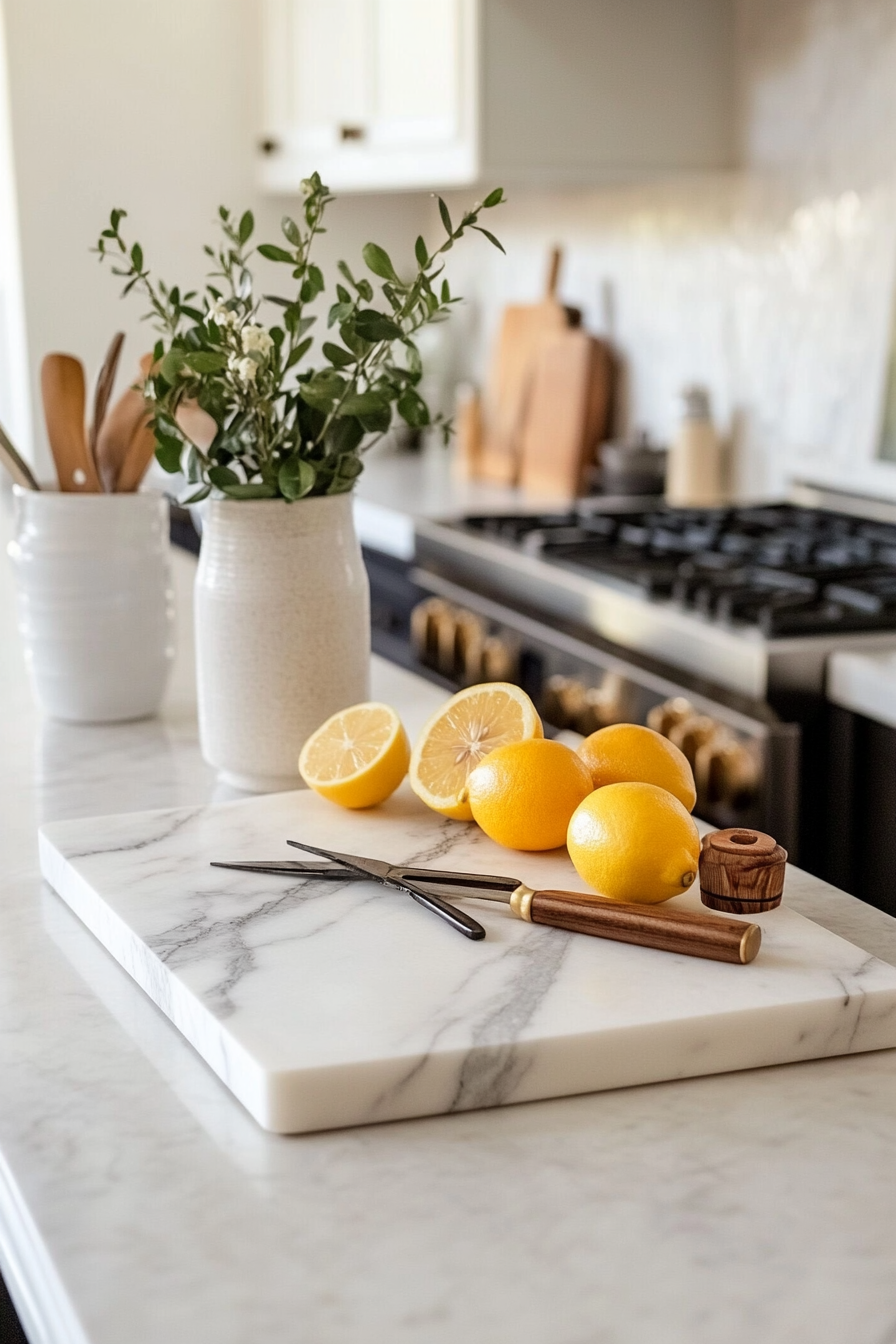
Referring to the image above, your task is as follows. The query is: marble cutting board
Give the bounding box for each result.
[38,787,896,1134]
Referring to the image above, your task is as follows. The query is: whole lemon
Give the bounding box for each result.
[567,781,700,903]
[577,722,696,812]
[467,738,594,851]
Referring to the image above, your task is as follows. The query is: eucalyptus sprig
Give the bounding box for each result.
[95,175,504,503]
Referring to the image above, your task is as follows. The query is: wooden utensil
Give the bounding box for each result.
[90,331,125,482]
[0,420,39,489]
[700,829,787,914]
[96,387,149,493]
[517,329,612,498]
[115,416,158,493]
[477,246,574,485]
[41,354,102,492]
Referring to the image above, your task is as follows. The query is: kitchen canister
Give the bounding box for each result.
[194,493,370,792]
[8,486,174,722]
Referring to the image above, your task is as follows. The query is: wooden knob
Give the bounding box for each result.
[699,828,787,914]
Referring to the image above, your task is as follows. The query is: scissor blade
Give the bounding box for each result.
[210,860,350,878]
[286,840,392,883]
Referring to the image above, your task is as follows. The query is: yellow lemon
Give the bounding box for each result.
[577,722,696,812]
[409,682,542,820]
[298,702,410,809]
[467,738,594,850]
[567,781,700,903]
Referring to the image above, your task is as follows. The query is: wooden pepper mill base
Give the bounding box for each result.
[699,828,787,915]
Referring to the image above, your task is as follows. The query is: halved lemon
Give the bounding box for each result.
[409,682,543,820]
[298,702,410,809]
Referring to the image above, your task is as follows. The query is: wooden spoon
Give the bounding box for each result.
[91,332,125,487]
[0,419,39,489]
[41,354,102,492]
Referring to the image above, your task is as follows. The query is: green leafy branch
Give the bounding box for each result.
[95,175,504,503]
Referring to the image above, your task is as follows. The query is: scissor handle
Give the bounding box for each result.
[399,878,486,941]
[514,888,760,965]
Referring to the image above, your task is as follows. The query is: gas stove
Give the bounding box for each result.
[414,503,896,700]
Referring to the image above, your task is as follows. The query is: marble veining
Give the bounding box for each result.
[38,788,896,1134]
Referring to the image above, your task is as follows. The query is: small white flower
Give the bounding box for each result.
[241,324,274,358]
[208,299,238,328]
[232,355,258,385]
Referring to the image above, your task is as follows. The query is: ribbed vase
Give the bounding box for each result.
[195,494,370,792]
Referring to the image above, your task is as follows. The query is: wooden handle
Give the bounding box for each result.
[546,246,562,300]
[524,889,761,965]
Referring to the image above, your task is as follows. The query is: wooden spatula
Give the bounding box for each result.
[478,247,574,486]
[518,330,613,499]
[115,415,158,493]
[41,354,102,492]
[96,386,148,492]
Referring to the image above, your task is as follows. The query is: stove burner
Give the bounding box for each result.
[460,504,896,636]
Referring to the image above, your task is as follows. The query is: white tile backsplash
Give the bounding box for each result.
[440,0,896,502]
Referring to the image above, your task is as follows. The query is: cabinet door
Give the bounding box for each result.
[371,0,462,148]
[260,0,477,192]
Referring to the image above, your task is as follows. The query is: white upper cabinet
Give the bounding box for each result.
[260,0,734,194]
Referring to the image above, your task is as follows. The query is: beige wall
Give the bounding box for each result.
[2,0,427,477]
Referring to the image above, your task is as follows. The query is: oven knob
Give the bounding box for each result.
[647,696,694,737]
[481,634,517,683]
[668,714,718,766]
[410,598,450,669]
[695,735,759,809]
[542,675,585,729]
[455,611,487,684]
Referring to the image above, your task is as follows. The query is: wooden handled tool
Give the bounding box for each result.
[90,331,125,478]
[41,353,102,492]
[217,843,762,964]
[509,885,761,964]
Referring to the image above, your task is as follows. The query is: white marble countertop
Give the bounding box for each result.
[828,648,896,729]
[3,491,896,1344]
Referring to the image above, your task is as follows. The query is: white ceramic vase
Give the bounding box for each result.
[8,487,174,722]
[195,494,370,792]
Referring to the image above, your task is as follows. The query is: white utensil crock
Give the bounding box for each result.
[195,494,370,792]
[8,487,174,722]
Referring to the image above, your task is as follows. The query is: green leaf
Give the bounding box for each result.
[208,465,241,488]
[473,225,505,254]
[299,369,346,411]
[340,389,389,416]
[307,263,324,295]
[438,197,452,235]
[159,347,184,383]
[282,215,301,246]
[326,416,364,456]
[180,484,210,505]
[482,187,504,208]
[238,210,254,244]
[278,458,316,500]
[353,309,402,342]
[130,242,143,272]
[362,242,399,282]
[358,404,392,434]
[219,482,277,499]
[441,279,450,303]
[414,235,428,267]
[154,438,183,474]
[322,341,355,369]
[397,388,430,428]
[258,243,294,263]
[284,336,313,370]
[184,350,227,373]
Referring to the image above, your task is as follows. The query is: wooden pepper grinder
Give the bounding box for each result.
[699,829,787,915]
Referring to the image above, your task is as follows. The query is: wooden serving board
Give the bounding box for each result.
[39,788,896,1134]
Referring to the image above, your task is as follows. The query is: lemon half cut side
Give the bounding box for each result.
[298,702,410,809]
[409,682,543,820]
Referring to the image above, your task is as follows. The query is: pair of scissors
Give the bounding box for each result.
[210,841,761,963]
